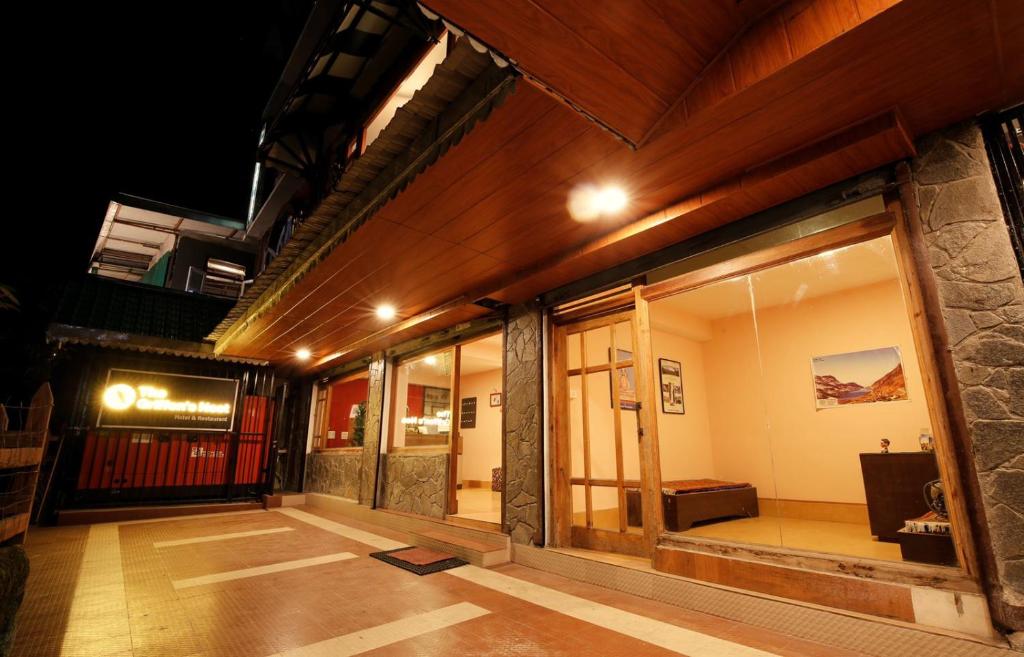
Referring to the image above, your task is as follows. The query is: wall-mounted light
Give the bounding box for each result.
[375,304,397,320]
[296,348,311,361]
[568,184,629,222]
[424,355,438,366]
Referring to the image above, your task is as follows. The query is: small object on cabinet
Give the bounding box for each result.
[880,438,891,453]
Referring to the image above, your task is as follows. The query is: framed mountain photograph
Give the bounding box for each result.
[811,346,908,410]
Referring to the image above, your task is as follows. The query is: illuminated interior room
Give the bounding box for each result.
[452,333,504,526]
[642,234,957,565]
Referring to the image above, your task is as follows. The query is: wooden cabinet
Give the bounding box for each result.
[859,452,939,542]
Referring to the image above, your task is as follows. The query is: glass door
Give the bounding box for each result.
[553,310,646,556]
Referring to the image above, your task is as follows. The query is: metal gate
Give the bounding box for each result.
[73,395,274,505]
[51,346,277,509]
[981,105,1024,280]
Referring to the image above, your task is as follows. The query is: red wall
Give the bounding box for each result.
[406,384,424,418]
[326,378,369,447]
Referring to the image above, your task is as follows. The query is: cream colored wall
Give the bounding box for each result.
[703,279,931,504]
[651,326,716,481]
[458,368,503,483]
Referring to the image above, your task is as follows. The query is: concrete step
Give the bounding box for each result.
[410,528,510,567]
[263,492,306,508]
[57,501,263,525]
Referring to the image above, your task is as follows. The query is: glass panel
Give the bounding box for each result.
[324,371,369,449]
[612,321,633,361]
[649,275,781,547]
[571,485,587,527]
[586,371,617,481]
[568,375,584,480]
[583,325,611,367]
[391,348,453,449]
[454,332,504,525]
[567,332,582,371]
[750,235,956,564]
[591,486,620,531]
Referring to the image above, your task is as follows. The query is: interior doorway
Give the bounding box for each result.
[552,310,648,557]
[448,333,504,526]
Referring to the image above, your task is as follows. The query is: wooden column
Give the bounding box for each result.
[447,345,462,515]
[632,287,665,554]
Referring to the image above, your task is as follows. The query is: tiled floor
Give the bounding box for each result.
[7,506,927,656]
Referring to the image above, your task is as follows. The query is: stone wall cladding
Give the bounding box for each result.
[381,453,447,519]
[911,121,1024,616]
[359,355,386,504]
[504,303,543,545]
[304,451,361,500]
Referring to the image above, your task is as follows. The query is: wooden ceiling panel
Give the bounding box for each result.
[219,0,1021,369]
[423,0,668,143]
[396,102,600,242]
[527,0,707,103]
[375,86,560,225]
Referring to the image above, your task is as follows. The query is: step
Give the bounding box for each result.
[411,528,510,567]
[57,501,264,525]
[263,492,306,508]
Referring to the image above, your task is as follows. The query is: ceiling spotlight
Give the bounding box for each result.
[296,348,311,361]
[375,304,397,320]
[568,184,629,222]
[424,355,438,366]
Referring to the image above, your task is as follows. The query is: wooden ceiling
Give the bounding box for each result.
[423,0,783,145]
[217,0,1023,369]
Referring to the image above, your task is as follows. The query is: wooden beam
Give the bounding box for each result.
[887,179,982,580]
[641,211,895,301]
[632,287,666,554]
[448,345,461,515]
[549,322,572,547]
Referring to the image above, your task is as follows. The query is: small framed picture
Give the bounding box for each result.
[659,358,685,414]
[489,392,502,407]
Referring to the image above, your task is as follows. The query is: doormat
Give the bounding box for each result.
[369,547,468,575]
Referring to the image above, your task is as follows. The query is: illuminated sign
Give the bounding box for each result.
[97,369,239,432]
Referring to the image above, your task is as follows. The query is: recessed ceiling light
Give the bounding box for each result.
[375,304,397,320]
[296,348,311,361]
[568,184,629,221]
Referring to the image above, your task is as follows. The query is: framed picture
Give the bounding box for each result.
[609,348,637,410]
[489,392,502,407]
[658,358,685,414]
[811,346,908,410]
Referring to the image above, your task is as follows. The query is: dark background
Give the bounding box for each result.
[1,1,312,404]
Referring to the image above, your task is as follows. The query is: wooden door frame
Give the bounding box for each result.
[549,306,664,557]
[447,344,461,515]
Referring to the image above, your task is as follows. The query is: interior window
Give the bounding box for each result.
[323,371,370,449]
[391,348,453,448]
[649,235,958,567]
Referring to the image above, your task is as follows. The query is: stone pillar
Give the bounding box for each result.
[909,121,1024,631]
[359,353,387,505]
[504,303,544,545]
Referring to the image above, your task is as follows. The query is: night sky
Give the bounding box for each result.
[2,1,312,401]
